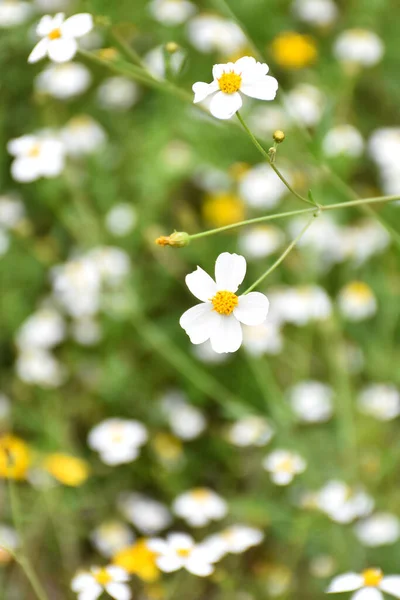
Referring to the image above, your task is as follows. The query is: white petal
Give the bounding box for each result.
[37,14,64,37]
[11,158,41,183]
[215,252,247,292]
[105,567,129,582]
[77,589,103,600]
[48,38,78,63]
[352,589,384,600]
[212,63,226,79]
[71,574,96,592]
[271,471,293,485]
[7,136,36,156]
[62,13,93,38]
[233,56,258,73]
[327,574,364,593]
[209,91,242,120]
[185,558,214,577]
[234,292,269,325]
[380,577,400,598]
[185,266,217,301]
[192,81,218,103]
[28,38,49,63]
[180,303,219,344]
[241,76,279,101]
[105,583,131,600]
[209,314,242,354]
[157,555,183,572]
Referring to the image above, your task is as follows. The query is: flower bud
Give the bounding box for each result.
[165,42,179,54]
[155,231,190,248]
[273,130,285,143]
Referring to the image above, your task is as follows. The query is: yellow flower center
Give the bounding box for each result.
[28,144,41,158]
[191,488,212,502]
[271,32,317,69]
[43,454,89,487]
[48,28,62,40]
[279,457,294,473]
[94,568,112,586]
[177,547,191,558]
[362,568,383,587]
[212,290,239,316]
[113,540,160,582]
[218,71,242,94]
[346,281,373,300]
[202,192,245,228]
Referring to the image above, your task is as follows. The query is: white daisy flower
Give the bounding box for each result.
[90,521,135,558]
[187,14,246,55]
[242,320,283,356]
[316,480,374,523]
[202,525,264,559]
[327,568,400,600]
[172,488,228,527]
[239,164,288,209]
[28,12,93,64]
[337,281,377,321]
[292,0,338,27]
[148,533,214,577]
[61,115,106,156]
[118,493,172,535]
[192,56,278,120]
[322,125,364,158]
[227,416,275,447]
[160,391,206,440]
[333,29,384,67]
[288,381,334,423]
[71,565,131,600]
[354,513,400,548]
[180,252,270,354]
[35,62,92,99]
[263,449,307,486]
[284,83,324,127]
[7,133,65,183]
[16,348,66,388]
[97,77,140,111]
[88,418,148,466]
[357,384,400,421]
[238,225,285,260]
[149,0,196,26]
[0,194,25,230]
[105,204,137,237]
[15,308,65,350]
[0,1,32,28]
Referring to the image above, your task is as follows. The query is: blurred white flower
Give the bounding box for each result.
[105,204,137,237]
[118,493,172,535]
[227,416,274,447]
[7,133,65,183]
[61,115,107,156]
[239,164,288,209]
[310,554,337,579]
[292,0,338,26]
[0,195,25,230]
[284,84,324,127]
[16,348,66,387]
[239,225,285,260]
[268,285,332,325]
[354,513,400,547]
[149,0,196,25]
[248,105,289,138]
[333,29,384,67]
[205,525,264,557]
[71,318,102,346]
[337,281,377,321]
[148,533,214,576]
[288,381,334,423]
[35,0,70,11]
[28,13,93,64]
[97,77,140,111]
[15,308,65,350]
[342,220,390,266]
[288,214,345,269]
[172,488,228,526]
[322,125,364,158]
[35,62,91,99]
[71,565,131,600]
[187,14,246,55]
[242,320,283,356]
[368,128,400,196]
[91,521,135,558]
[88,247,131,287]
[51,256,101,318]
[161,391,206,440]
[327,568,400,600]
[357,384,400,421]
[193,57,278,120]
[88,419,148,465]
[144,45,186,79]
[180,252,270,354]
[263,449,307,485]
[192,340,230,364]
[316,480,374,523]
[0,1,32,28]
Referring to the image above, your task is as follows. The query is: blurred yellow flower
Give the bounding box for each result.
[43,453,90,486]
[113,539,160,582]
[202,192,245,228]
[152,432,183,462]
[0,435,30,480]
[271,32,317,69]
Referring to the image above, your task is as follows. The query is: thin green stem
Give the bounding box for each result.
[110,28,148,69]
[236,112,315,207]
[243,214,318,294]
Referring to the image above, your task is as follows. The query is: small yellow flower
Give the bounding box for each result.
[0,435,30,480]
[202,192,245,228]
[271,32,317,69]
[113,539,160,582]
[152,432,183,462]
[43,453,90,487]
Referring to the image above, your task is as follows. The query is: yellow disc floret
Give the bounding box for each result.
[218,72,242,94]
[94,568,113,586]
[212,290,239,315]
[362,568,383,587]
[271,32,317,69]
[48,28,62,40]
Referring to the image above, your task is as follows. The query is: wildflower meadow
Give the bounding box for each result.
[0,0,399,599]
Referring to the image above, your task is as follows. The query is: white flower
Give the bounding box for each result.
[333,29,384,67]
[187,14,246,55]
[88,419,148,465]
[35,62,92,99]
[35,0,70,11]
[263,449,306,485]
[338,281,377,321]
[97,77,140,111]
[327,568,400,600]
[239,164,288,209]
[192,340,230,364]
[71,565,131,600]
[284,83,324,127]
[322,125,364,158]
[149,0,196,25]
[15,308,65,350]
[242,320,283,356]
[227,416,274,447]
[354,513,400,547]
[202,525,264,559]
[316,480,374,523]
[61,115,106,156]
[0,1,32,28]
[16,348,66,387]
[288,214,345,269]
[193,56,278,120]
[180,252,270,354]
[248,105,289,138]
[292,0,338,27]
[7,133,65,183]
[239,225,285,260]
[91,521,135,558]
[148,533,214,576]
[0,195,25,230]
[288,381,334,423]
[172,488,228,527]
[161,391,206,440]
[105,204,137,237]
[268,285,332,326]
[71,318,102,346]
[342,220,390,266]
[51,256,101,318]
[357,384,400,421]
[144,45,186,79]
[28,12,93,64]
[118,493,172,535]
[88,247,131,287]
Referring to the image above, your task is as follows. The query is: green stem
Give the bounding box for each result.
[236,112,315,207]
[110,28,148,69]
[243,214,318,294]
